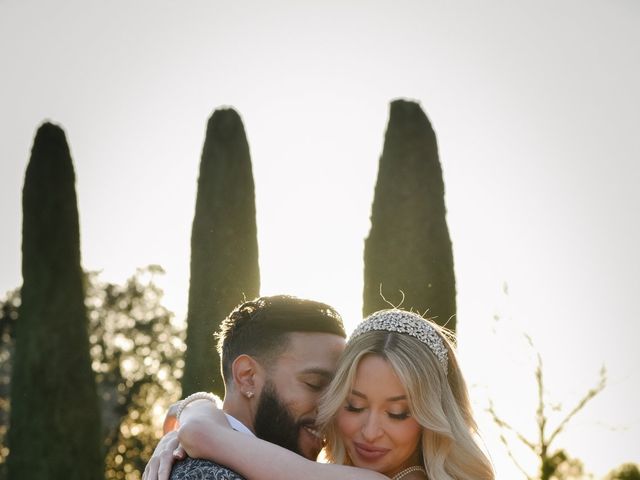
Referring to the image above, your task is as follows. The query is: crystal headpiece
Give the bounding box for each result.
[350,309,448,372]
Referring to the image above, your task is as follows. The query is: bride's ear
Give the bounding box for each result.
[231,354,264,398]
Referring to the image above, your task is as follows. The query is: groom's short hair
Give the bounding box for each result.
[216,295,346,382]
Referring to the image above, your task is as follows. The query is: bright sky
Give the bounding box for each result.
[1,1,639,477]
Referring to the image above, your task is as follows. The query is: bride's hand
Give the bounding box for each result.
[142,430,186,480]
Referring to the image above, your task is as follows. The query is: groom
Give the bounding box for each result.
[143,295,347,480]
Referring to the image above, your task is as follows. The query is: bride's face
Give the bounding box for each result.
[335,355,422,478]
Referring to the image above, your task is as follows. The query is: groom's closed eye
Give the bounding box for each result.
[298,368,334,391]
[302,377,328,391]
[299,373,331,392]
[304,382,323,391]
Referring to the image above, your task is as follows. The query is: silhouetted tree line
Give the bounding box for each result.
[180,100,457,399]
[3,101,633,479]
[2,101,457,479]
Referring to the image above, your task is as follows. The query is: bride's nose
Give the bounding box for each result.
[361,412,383,441]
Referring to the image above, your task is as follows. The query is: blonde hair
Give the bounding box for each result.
[317,311,494,480]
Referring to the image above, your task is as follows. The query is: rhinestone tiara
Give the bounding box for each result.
[350,309,448,371]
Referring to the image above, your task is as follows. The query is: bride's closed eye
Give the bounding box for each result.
[387,411,411,420]
[344,401,411,420]
[344,402,364,413]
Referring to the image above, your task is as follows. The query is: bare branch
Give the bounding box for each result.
[488,331,607,480]
[497,430,536,480]
[547,367,607,446]
[534,349,547,449]
[487,400,537,452]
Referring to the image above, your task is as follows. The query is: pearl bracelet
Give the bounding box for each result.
[176,391,218,421]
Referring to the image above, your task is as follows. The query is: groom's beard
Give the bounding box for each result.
[253,381,303,456]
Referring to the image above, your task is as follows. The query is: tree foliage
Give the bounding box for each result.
[363,100,456,329]
[86,266,185,479]
[0,289,18,480]
[0,266,185,480]
[606,464,640,480]
[546,450,590,480]
[182,108,260,397]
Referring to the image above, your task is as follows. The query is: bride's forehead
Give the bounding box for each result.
[350,356,406,392]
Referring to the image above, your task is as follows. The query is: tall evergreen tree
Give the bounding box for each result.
[8,123,103,479]
[182,108,260,397]
[363,100,456,330]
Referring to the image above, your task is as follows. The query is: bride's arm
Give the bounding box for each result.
[178,400,387,480]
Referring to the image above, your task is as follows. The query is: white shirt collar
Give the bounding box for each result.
[224,413,255,436]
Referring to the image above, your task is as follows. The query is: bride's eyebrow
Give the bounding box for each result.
[350,389,407,402]
[386,395,408,402]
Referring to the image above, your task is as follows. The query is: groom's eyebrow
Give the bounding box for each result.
[300,367,334,379]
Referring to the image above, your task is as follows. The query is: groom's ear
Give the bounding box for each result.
[231,354,265,393]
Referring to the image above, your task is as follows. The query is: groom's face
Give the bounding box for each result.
[253,332,345,460]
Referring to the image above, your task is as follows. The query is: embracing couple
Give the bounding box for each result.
[143,295,494,480]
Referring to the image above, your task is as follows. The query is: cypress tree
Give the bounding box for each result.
[363,100,456,330]
[8,123,103,479]
[182,108,260,397]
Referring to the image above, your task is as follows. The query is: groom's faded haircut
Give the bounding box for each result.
[216,295,346,383]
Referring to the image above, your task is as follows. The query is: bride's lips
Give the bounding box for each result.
[353,441,390,462]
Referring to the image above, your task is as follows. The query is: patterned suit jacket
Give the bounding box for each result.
[170,457,246,480]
